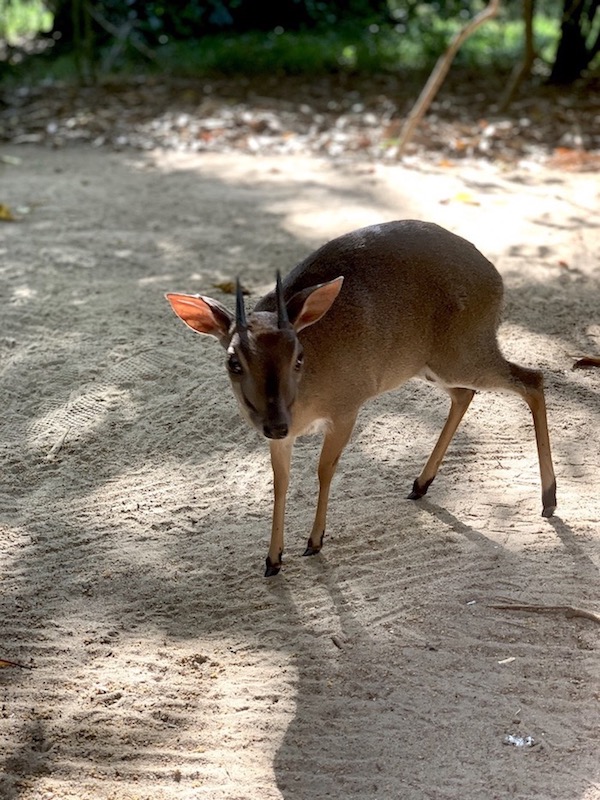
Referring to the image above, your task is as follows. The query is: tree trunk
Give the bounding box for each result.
[549,0,592,83]
[499,0,536,108]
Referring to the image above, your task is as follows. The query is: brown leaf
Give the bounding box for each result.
[0,203,16,222]
[213,280,249,296]
[547,148,600,172]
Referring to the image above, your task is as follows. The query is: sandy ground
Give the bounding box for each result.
[0,144,599,799]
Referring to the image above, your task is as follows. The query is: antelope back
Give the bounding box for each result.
[254,220,504,418]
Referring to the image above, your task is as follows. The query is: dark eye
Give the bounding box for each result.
[294,352,304,371]
[227,354,243,375]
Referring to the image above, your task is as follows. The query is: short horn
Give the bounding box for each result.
[276,271,290,329]
[236,278,247,331]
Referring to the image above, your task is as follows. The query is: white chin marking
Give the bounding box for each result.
[300,418,332,436]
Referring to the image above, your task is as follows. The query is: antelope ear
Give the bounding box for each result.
[287,277,344,332]
[166,293,233,346]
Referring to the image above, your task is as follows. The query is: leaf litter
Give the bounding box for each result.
[1,72,598,167]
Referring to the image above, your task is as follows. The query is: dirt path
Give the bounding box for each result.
[1,145,599,799]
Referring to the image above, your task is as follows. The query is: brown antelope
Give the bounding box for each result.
[166,220,556,576]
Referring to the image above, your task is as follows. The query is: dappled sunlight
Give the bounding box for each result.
[499,319,566,350]
[144,149,600,278]
[269,204,394,242]
[58,447,275,559]
[147,150,405,246]
[11,284,37,304]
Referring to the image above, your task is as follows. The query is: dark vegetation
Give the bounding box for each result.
[3,1,598,82]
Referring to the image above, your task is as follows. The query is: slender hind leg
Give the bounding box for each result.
[508,363,556,517]
[410,363,557,517]
[304,413,357,556]
[409,387,475,499]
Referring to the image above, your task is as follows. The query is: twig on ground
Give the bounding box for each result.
[46,426,71,461]
[491,603,600,625]
[0,658,33,669]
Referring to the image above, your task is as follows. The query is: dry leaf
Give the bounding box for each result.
[453,191,480,206]
[0,203,16,222]
[213,280,249,295]
[440,191,480,206]
[547,147,600,172]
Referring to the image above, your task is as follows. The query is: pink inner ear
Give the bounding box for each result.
[166,293,222,336]
[293,276,344,332]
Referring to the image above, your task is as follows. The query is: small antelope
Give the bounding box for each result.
[166,220,556,576]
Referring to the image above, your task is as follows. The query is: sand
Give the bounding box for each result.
[0,145,599,799]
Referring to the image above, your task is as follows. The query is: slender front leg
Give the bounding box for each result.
[266,437,294,576]
[304,414,357,556]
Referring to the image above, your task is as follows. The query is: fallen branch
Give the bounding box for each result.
[394,0,501,157]
[490,603,600,625]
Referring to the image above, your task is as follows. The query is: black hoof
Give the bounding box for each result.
[265,555,282,577]
[542,481,557,518]
[302,532,324,557]
[407,477,432,500]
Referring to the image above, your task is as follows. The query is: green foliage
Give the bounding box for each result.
[153,26,397,76]
[0,1,570,82]
[0,0,52,42]
[149,15,561,77]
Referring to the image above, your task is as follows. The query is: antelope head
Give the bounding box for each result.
[166,273,343,439]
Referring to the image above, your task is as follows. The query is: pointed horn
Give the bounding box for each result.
[276,271,290,329]
[236,278,247,331]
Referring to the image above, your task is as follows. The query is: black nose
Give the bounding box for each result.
[263,422,289,439]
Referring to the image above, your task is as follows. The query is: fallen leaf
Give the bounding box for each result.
[547,147,600,172]
[0,203,16,221]
[440,191,480,206]
[453,191,480,205]
[213,280,249,295]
